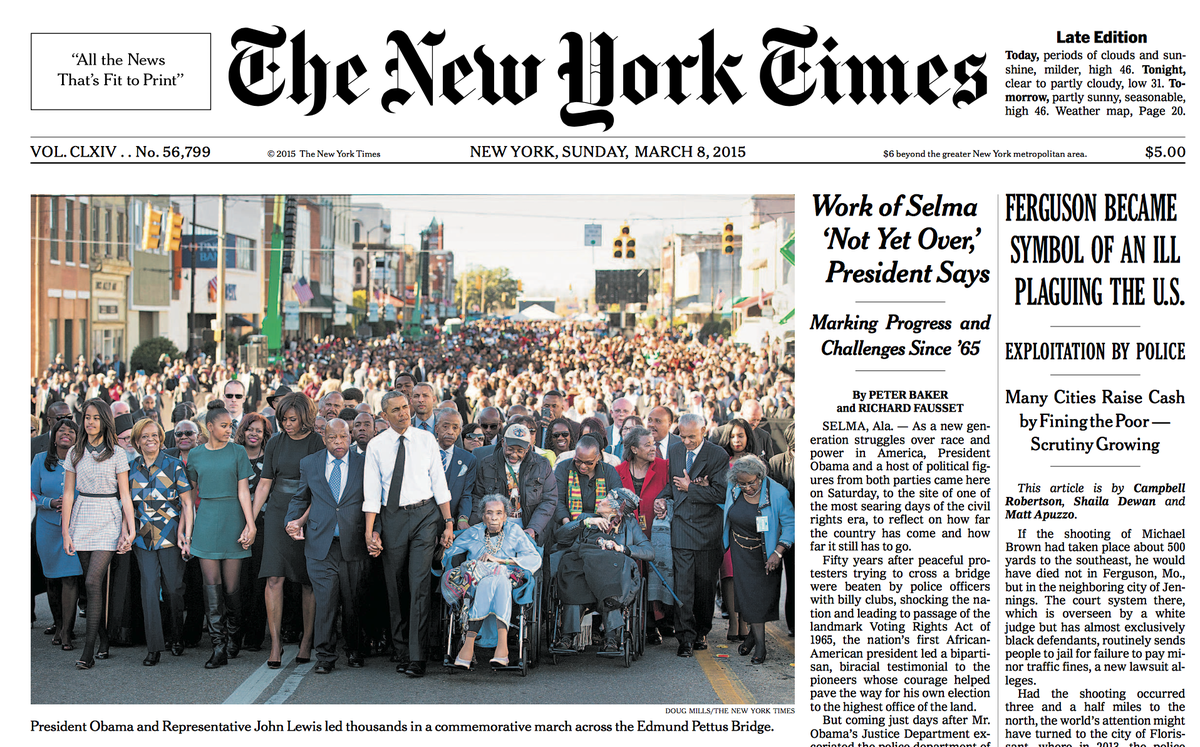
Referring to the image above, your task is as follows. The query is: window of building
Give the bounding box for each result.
[64,319,74,360]
[104,210,112,257]
[89,206,99,264]
[354,221,361,243]
[49,320,59,359]
[49,197,58,261]
[65,199,74,262]
[94,328,123,362]
[80,319,87,359]
[79,207,88,262]
[117,212,126,259]
[355,258,364,286]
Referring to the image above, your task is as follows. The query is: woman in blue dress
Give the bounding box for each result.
[441,494,542,669]
[31,418,83,650]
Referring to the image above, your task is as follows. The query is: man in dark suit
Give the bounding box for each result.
[434,408,477,530]
[646,405,682,463]
[284,419,369,673]
[31,401,73,458]
[658,413,728,657]
[110,353,127,382]
[737,401,777,462]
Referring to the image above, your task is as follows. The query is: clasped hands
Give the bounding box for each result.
[672,473,708,492]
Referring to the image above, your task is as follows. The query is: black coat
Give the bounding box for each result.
[556,516,652,606]
[659,440,728,551]
[552,459,623,525]
[470,448,557,543]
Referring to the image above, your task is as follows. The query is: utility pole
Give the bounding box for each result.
[215,195,227,363]
[188,195,197,359]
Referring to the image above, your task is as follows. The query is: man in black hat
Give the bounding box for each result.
[262,385,291,431]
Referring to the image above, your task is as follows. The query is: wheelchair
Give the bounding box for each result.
[436,548,543,677]
[545,555,646,668]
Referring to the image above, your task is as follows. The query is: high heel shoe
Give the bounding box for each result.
[75,657,94,670]
[751,649,767,665]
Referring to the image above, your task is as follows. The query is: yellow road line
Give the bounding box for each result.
[697,646,756,704]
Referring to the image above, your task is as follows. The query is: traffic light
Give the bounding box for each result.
[722,220,735,255]
[612,237,623,258]
[164,210,184,251]
[281,196,297,273]
[142,208,162,250]
[625,236,636,259]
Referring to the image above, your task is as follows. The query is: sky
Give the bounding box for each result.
[355,195,754,299]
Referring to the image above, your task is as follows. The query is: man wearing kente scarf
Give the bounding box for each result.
[552,435,622,529]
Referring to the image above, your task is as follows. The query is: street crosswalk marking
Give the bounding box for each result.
[265,660,316,704]
[222,649,297,704]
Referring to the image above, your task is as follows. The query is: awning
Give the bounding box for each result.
[734,291,773,310]
[226,315,255,328]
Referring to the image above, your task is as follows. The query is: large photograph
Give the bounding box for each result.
[30,194,796,705]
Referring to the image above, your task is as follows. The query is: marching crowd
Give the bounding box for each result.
[32,320,795,674]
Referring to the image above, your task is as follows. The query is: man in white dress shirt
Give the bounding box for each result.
[362,390,453,678]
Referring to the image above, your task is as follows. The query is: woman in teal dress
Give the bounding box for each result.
[186,404,254,669]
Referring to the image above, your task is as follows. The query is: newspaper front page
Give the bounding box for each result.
[14,1,1194,743]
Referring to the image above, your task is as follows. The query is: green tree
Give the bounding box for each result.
[130,336,180,373]
[458,265,521,315]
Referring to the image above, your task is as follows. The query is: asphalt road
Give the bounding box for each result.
[31,594,794,706]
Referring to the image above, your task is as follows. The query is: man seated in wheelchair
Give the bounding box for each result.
[441,493,542,669]
[554,488,653,654]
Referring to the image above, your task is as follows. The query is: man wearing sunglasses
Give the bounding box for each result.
[222,379,247,431]
[475,407,504,447]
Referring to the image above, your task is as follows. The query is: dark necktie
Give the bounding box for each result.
[385,433,406,512]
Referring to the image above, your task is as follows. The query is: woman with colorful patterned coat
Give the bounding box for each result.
[128,418,193,666]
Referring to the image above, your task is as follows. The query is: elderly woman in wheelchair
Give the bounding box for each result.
[441,493,542,670]
[553,488,653,654]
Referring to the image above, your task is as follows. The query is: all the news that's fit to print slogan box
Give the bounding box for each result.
[30,32,210,110]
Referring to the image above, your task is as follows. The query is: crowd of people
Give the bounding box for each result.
[32,320,795,674]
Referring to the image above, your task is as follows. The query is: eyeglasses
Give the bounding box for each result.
[736,478,762,489]
[464,434,484,441]
[575,459,599,468]
[552,432,571,440]
[480,422,501,430]
[175,430,197,437]
[225,393,244,399]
